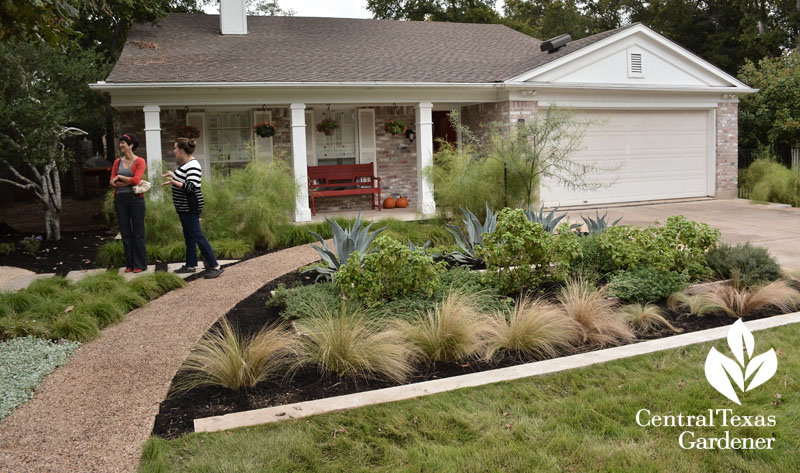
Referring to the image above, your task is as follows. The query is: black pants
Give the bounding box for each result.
[114,193,147,270]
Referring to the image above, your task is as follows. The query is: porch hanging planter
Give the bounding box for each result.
[176,125,200,139]
[254,121,276,138]
[316,117,339,136]
[384,119,406,136]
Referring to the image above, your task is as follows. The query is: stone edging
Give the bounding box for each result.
[195,311,800,434]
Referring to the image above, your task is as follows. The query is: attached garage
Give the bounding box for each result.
[540,109,714,206]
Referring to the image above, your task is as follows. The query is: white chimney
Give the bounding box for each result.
[220,0,247,35]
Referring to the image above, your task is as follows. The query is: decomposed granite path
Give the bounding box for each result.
[0,243,321,473]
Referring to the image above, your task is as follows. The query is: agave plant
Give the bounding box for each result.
[524,204,581,234]
[303,213,386,280]
[445,203,497,265]
[408,238,431,252]
[581,210,622,234]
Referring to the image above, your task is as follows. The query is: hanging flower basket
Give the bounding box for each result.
[176,125,200,139]
[254,121,276,138]
[316,117,339,136]
[384,119,406,136]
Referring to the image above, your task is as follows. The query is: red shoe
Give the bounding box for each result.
[133,268,143,273]
[124,268,134,273]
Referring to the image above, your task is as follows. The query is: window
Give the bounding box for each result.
[206,111,252,165]
[313,109,357,165]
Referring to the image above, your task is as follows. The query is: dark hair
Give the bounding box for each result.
[119,133,139,151]
[175,138,196,155]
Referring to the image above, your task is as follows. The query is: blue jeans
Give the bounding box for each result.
[114,193,147,270]
[178,213,218,269]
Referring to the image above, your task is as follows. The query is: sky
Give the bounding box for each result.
[207,1,506,19]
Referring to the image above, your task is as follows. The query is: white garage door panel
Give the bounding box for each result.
[540,110,710,206]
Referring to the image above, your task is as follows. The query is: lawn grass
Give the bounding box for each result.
[138,322,800,472]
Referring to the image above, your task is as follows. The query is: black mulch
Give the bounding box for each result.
[152,272,792,440]
[0,223,117,275]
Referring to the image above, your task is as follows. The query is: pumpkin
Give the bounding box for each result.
[396,196,408,208]
[383,197,396,209]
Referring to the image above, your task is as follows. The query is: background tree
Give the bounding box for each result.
[0,42,105,239]
[367,0,499,22]
[738,51,800,151]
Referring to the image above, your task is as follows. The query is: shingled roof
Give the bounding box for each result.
[105,14,629,84]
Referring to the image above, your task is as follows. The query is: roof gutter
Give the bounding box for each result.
[90,81,518,91]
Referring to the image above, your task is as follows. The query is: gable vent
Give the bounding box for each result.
[627,49,644,78]
[630,53,642,73]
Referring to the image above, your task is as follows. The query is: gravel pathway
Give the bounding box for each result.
[0,243,320,473]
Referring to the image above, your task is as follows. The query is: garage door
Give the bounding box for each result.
[539,110,711,206]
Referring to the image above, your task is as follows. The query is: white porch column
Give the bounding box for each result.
[290,103,312,222]
[415,101,435,215]
[143,105,162,185]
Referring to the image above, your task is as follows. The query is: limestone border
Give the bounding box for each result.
[195,311,800,433]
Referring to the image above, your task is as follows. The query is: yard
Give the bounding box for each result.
[138,322,800,473]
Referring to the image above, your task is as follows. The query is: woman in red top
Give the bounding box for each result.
[110,134,147,273]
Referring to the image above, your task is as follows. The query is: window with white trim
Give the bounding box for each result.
[206,111,252,165]
[313,108,357,165]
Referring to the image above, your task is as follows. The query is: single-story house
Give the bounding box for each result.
[91,0,754,222]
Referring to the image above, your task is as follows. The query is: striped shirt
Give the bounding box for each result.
[171,159,205,213]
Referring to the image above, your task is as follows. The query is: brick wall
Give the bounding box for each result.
[716,102,738,199]
[460,101,538,145]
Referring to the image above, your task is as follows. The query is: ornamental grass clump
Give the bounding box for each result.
[702,273,800,318]
[483,297,581,361]
[620,303,681,334]
[293,302,416,382]
[557,279,634,347]
[396,290,490,363]
[667,292,724,317]
[176,318,294,393]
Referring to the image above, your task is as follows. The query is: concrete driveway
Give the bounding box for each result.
[564,199,800,268]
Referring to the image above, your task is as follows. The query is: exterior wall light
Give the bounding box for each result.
[405,128,416,143]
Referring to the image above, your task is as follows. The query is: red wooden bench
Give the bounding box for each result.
[307,163,382,216]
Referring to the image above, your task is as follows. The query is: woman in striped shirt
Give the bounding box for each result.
[161,138,223,279]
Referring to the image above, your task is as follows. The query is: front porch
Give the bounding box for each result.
[305,207,421,223]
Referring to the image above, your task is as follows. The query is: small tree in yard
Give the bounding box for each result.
[426,107,608,218]
[739,50,800,151]
[0,41,101,240]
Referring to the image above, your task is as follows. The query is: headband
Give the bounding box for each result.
[123,134,131,141]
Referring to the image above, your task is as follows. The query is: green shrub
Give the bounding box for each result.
[336,236,445,306]
[0,242,15,256]
[127,276,163,300]
[108,287,147,312]
[19,237,41,254]
[75,270,126,292]
[705,243,781,286]
[202,160,297,248]
[24,276,70,297]
[147,272,186,293]
[571,234,606,281]
[271,282,355,321]
[95,241,125,268]
[73,295,126,327]
[0,317,49,339]
[212,238,254,259]
[477,208,581,293]
[608,266,690,303]
[739,156,800,206]
[596,216,719,280]
[50,311,101,342]
[0,291,42,314]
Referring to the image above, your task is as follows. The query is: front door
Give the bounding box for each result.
[432,111,457,153]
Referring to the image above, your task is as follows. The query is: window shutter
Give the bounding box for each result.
[306,110,315,165]
[252,110,273,161]
[186,112,208,171]
[357,108,376,172]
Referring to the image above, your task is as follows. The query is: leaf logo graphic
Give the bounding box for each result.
[704,320,778,405]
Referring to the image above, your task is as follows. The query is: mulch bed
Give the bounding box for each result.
[151,271,793,440]
[0,224,118,275]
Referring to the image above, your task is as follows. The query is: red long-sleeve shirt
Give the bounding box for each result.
[110,157,146,197]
